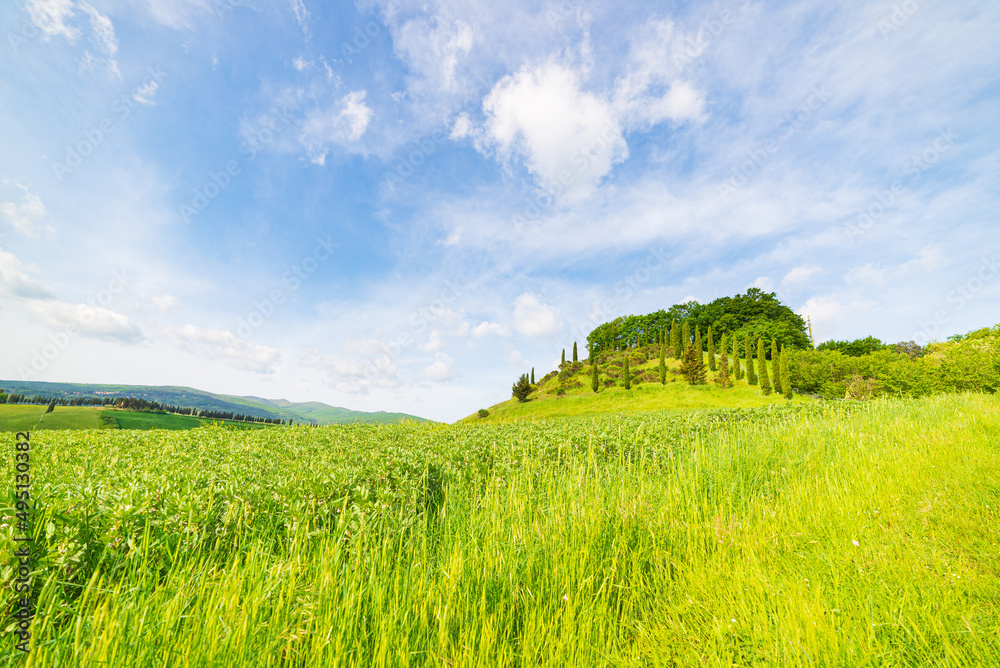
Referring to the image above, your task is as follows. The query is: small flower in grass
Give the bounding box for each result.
[852,540,859,546]
[562,594,568,602]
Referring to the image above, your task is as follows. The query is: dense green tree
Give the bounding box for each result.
[758,338,772,395]
[780,344,792,399]
[512,373,532,402]
[771,339,783,395]
[659,334,667,384]
[817,336,888,357]
[531,368,535,385]
[682,321,691,350]
[591,360,599,393]
[622,357,632,390]
[561,349,566,365]
[732,335,742,380]
[707,325,716,371]
[680,344,707,385]
[745,333,757,385]
[671,319,681,359]
[572,342,578,362]
[715,333,732,388]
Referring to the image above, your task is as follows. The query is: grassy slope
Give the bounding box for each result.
[0,405,103,431]
[465,347,795,422]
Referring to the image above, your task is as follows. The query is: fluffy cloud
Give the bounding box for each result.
[423,352,454,381]
[0,249,56,299]
[299,90,373,164]
[164,325,278,373]
[393,15,474,93]
[28,300,144,343]
[79,2,119,76]
[27,0,79,41]
[153,294,179,311]
[471,321,510,338]
[481,63,628,201]
[0,181,53,237]
[512,292,559,337]
[299,342,400,394]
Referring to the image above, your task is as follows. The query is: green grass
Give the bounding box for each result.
[104,409,206,430]
[0,405,103,431]
[2,394,998,666]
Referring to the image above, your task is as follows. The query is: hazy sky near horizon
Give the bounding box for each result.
[1,0,998,422]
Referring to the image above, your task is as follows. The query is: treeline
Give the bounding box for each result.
[0,391,289,425]
[787,325,1000,399]
[587,288,811,353]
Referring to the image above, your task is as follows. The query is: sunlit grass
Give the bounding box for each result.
[3,394,998,666]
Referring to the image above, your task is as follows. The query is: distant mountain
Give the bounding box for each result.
[0,381,433,425]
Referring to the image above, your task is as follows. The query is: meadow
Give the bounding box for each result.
[2,394,998,666]
[0,406,278,433]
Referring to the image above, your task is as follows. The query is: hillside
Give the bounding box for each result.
[0,380,433,425]
[464,342,797,422]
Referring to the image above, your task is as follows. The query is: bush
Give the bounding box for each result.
[511,374,532,402]
[477,409,489,418]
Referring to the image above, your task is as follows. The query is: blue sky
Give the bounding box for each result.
[1,0,997,422]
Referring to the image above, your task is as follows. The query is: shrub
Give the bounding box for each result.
[478,409,489,418]
[511,374,532,402]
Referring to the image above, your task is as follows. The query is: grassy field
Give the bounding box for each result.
[468,352,793,422]
[0,405,279,432]
[2,394,998,666]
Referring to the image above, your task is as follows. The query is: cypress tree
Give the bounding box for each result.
[573,342,578,363]
[757,337,772,395]
[707,325,716,371]
[591,359,599,393]
[671,319,681,359]
[623,356,632,390]
[780,344,792,399]
[745,333,757,385]
[694,326,702,373]
[680,344,707,385]
[771,339,782,395]
[561,349,566,365]
[732,335,742,380]
[682,321,691,350]
[531,367,535,385]
[715,333,732,388]
[659,334,667,384]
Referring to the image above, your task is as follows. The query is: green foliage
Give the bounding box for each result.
[680,344,707,385]
[682,321,691,350]
[715,334,732,389]
[817,336,890,357]
[758,338,772,395]
[745,333,757,385]
[771,339,783,395]
[658,336,667,384]
[572,342,578,363]
[561,349,566,365]
[671,318,681,359]
[780,344,792,399]
[531,368,535,385]
[707,325,716,371]
[591,361,599,393]
[512,373,532,402]
[732,335,742,380]
[46,400,56,413]
[478,409,489,418]
[622,357,632,390]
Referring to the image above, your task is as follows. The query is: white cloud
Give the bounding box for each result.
[164,325,279,373]
[481,62,627,201]
[292,56,312,72]
[394,15,474,93]
[423,352,453,381]
[132,79,159,105]
[27,0,80,41]
[423,329,444,351]
[751,277,774,292]
[299,345,400,394]
[512,292,559,337]
[0,181,53,237]
[471,321,510,338]
[79,2,119,76]
[0,249,56,299]
[299,90,373,164]
[844,263,887,286]
[502,344,527,368]
[28,300,144,343]
[450,112,472,140]
[153,294,179,311]
[288,0,311,39]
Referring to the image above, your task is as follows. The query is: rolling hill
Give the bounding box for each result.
[0,380,433,425]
